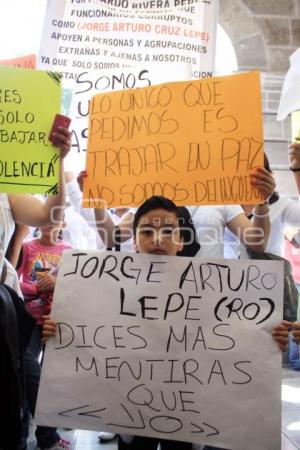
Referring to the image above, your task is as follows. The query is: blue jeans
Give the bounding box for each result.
[20,325,60,449]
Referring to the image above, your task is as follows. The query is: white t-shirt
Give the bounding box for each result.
[224,197,300,258]
[66,179,134,252]
[63,204,101,250]
[223,227,240,258]
[188,205,243,258]
[66,179,105,250]
[241,197,300,258]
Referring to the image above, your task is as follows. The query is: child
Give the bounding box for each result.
[43,196,289,450]
[18,221,72,450]
[18,221,72,359]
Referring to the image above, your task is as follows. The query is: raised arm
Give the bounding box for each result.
[65,170,116,248]
[227,167,275,252]
[94,208,134,248]
[8,126,71,227]
[75,170,134,248]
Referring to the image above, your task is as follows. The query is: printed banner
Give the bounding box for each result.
[0,66,61,194]
[38,0,218,171]
[36,250,283,450]
[0,54,36,69]
[83,71,264,207]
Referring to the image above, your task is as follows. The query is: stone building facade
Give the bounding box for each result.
[219,0,300,196]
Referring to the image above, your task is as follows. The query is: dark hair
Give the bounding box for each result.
[133,196,179,236]
[176,206,201,257]
[264,153,279,204]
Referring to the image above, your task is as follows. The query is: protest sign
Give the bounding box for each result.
[0,54,36,69]
[36,250,283,450]
[0,66,61,194]
[82,71,264,208]
[38,0,218,171]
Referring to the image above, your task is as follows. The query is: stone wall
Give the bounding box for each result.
[219,0,300,196]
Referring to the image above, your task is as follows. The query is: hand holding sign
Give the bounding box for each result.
[50,123,72,160]
[250,167,276,202]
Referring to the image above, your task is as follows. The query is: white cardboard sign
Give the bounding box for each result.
[38,0,218,171]
[36,250,283,450]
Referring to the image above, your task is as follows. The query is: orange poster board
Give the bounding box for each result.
[0,54,36,69]
[83,71,264,208]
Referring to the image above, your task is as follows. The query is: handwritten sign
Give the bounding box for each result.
[0,54,36,69]
[36,250,283,450]
[83,71,264,207]
[0,66,61,194]
[38,0,218,172]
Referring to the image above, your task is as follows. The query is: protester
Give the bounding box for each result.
[64,149,275,450]
[43,195,289,450]
[217,145,300,450]
[282,228,300,371]
[0,248,36,450]
[0,123,72,450]
[18,220,72,358]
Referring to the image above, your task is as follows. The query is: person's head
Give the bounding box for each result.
[39,221,65,244]
[264,153,279,204]
[133,196,183,256]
